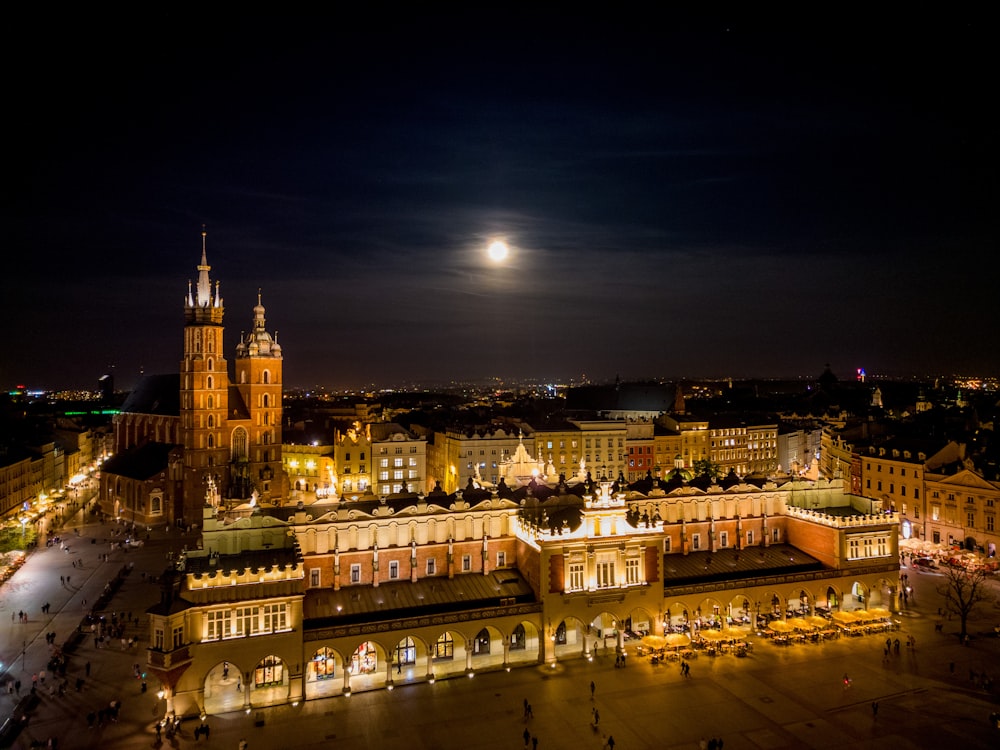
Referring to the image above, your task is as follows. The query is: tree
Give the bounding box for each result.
[692,459,722,481]
[936,564,994,640]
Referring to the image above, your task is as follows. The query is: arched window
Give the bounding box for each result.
[555,621,567,645]
[208,434,215,448]
[208,415,214,428]
[473,628,491,654]
[309,648,336,681]
[231,428,249,461]
[208,395,213,409]
[208,358,214,371]
[263,370,270,384]
[263,394,269,408]
[510,624,526,650]
[395,637,416,667]
[433,633,454,660]
[351,642,377,674]
[254,655,284,687]
[207,376,213,389]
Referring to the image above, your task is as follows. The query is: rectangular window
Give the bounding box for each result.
[172,626,184,649]
[263,603,287,632]
[664,536,672,553]
[236,606,259,637]
[350,564,361,583]
[568,562,584,591]
[426,558,436,575]
[497,551,506,567]
[692,533,701,551]
[746,530,754,546]
[626,557,640,584]
[932,506,940,521]
[389,560,399,579]
[154,628,164,650]
[719,531,728,548]
[309,568,321,587]
[394,458,404,468]
[596,559,615,588]
[967,512,975,527]
[462,554,472,572]
[205,610,231,641]
[987,516,995,532]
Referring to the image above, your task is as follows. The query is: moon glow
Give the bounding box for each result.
[487,241,509,262]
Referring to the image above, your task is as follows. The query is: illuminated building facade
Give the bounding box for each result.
[148,472,898,720]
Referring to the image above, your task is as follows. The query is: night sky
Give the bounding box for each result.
[4,13,995,392]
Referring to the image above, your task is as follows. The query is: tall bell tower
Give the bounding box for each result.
[233,290,285,504]
[180,230,230,522]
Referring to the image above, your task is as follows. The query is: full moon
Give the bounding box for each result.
[487,240,509,262]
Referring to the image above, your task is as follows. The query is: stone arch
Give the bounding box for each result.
[623,605,658,637]
[847,581,869,610]
[551,614,590,661]
[506,619,542,667]
[304,646,342,700]
[822,583,843,610]
[868,577,895,608]
[428,629,469,680]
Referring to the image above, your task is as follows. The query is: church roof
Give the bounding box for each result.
[101,441,178,481]
[120,374,180,416]
[227,386,251,420]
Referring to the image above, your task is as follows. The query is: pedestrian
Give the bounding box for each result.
[843,673,851,689]
[527,703,533,719]
[593,709,600,726]
[590,681,595,700]
[239,740,248,750]
[606,735,615,750]
[871,701,879,717]
[523,727,531,747]
[532,736,538,750]
[523,698,529,718]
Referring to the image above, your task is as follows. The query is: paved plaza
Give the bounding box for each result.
[1,500,998,750]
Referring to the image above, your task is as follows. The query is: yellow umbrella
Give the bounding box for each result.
[805,615,829,628]
[665,633,691,649]
[852,609,872,622]
[787,617,817,631]
[641,634,667,650]
[768,620,793,633]
[868,607,890,619]
[830,611,857,624]
[699,629,731,642]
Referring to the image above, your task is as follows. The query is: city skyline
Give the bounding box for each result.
[5,14,995,392]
